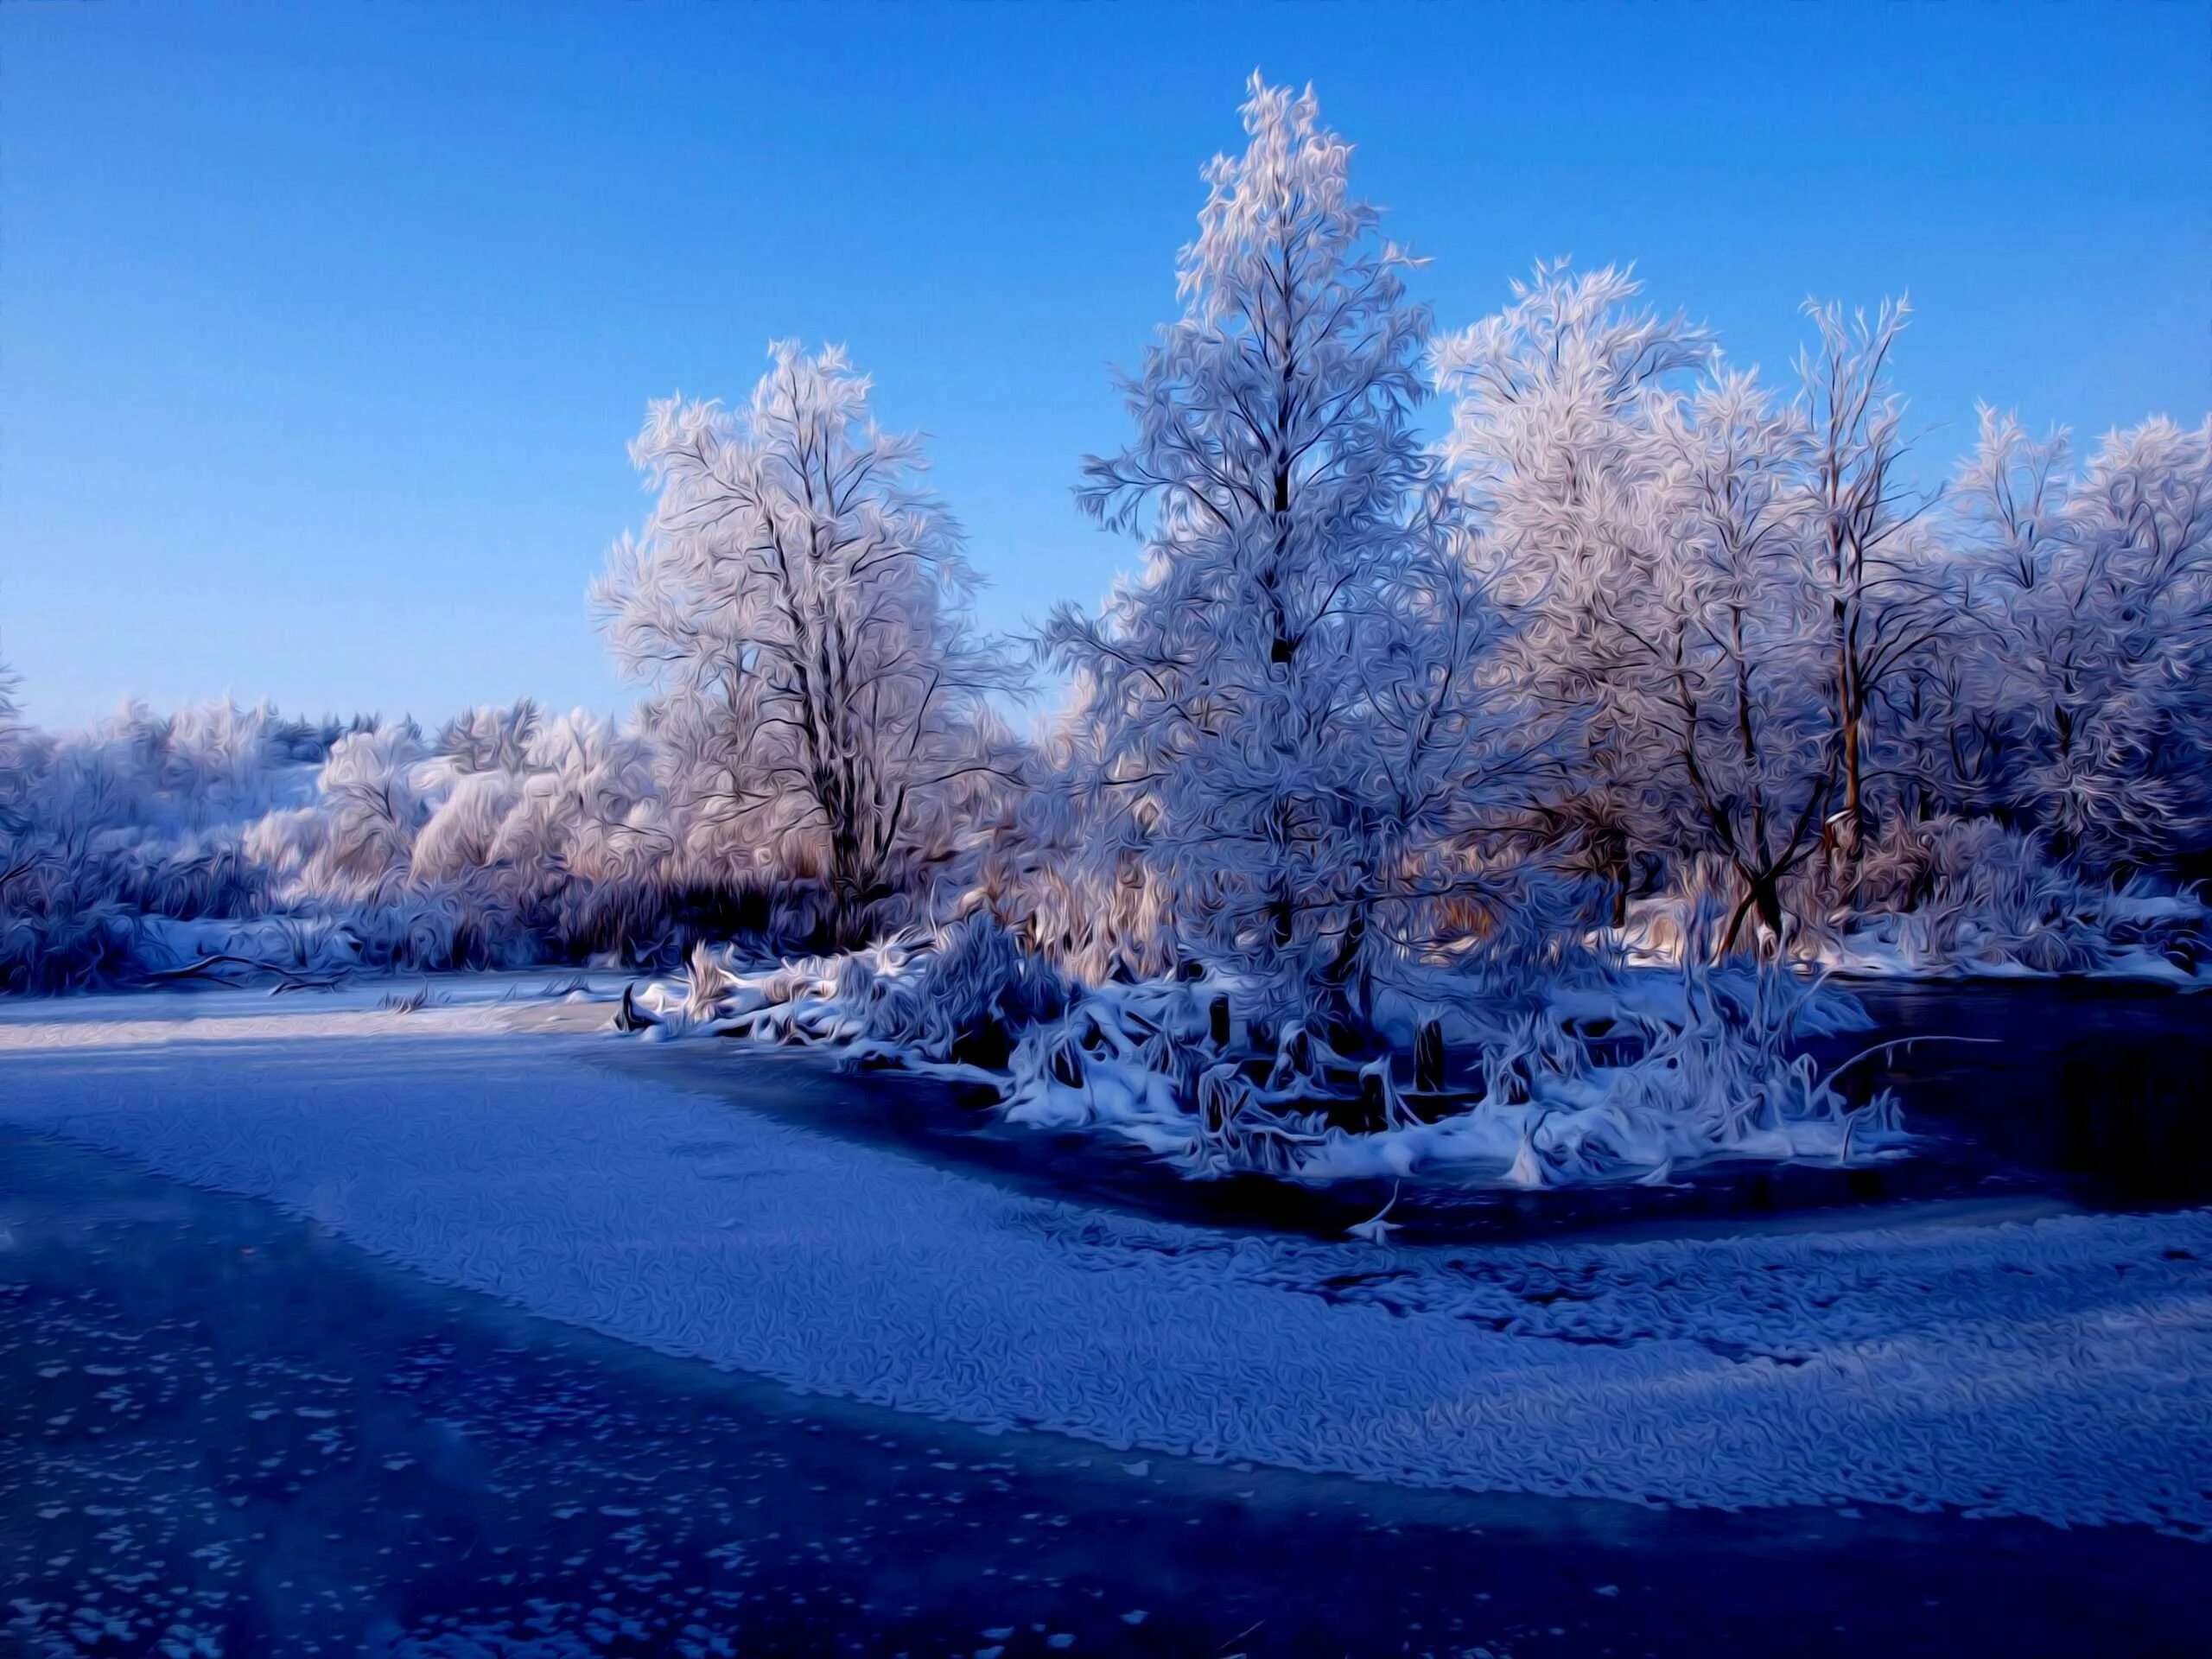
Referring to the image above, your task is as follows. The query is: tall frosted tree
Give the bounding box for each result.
[1046,75,1533,1008]
[1796,299,1944,879]
[1642,373,1833,945]
[597,344,1014,945]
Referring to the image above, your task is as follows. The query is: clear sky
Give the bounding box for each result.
[3,0,2207,730]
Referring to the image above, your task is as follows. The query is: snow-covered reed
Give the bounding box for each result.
[638,915,1897,1189]
[1613,822,2208,983]
[1763,817,2209,982]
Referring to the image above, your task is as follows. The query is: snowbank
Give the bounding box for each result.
[0,985,2205,1536]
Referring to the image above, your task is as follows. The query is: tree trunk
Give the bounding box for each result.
[1414,1018,1446,1095]
[1752,872,1784,942]
[1840,708,1865,863]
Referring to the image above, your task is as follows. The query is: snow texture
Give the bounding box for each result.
[2,987,2205,1537]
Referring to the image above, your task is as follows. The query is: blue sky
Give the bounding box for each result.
[4,1,2207,729]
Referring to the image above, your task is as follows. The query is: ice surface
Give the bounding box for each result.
[0,986,2205,1535]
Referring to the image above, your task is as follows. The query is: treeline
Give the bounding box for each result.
[3,75,2206,1000]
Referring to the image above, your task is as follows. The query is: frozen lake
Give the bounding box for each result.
[2,977,2208,1654]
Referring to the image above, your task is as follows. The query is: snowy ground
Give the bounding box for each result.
[1,980,2207,1550]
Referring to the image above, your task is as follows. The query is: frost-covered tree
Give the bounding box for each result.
[1796,299,1944,877]
[1046,75,1539,1009]
[597,344,1016,945]
[436,700,542,775]
[1433,263,1714,921]
[1953,411,2212,868]
[1437,283,1855,950]
[1642,373,1833,945]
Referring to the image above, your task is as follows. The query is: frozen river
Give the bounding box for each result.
[2,979,2207,1655]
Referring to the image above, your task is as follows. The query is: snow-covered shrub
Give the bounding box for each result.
[435,699,542,776]
[0,872,143,995]
[250,723,429,906]
[859,912,1072,1065]
[1825,817,2205,977]
[232,703,825,974]
[0,696,340,991]
[658,913,1071,1067]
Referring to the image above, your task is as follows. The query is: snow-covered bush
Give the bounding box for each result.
[245,703,833,974]
[1824,817,2203,977]
[650,913,1071,1066]
[0,688,837,989]
[0,696,339,991]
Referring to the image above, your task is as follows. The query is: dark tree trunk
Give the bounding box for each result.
[1751,873,1784,943]
[1414,1018,1446,1095]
